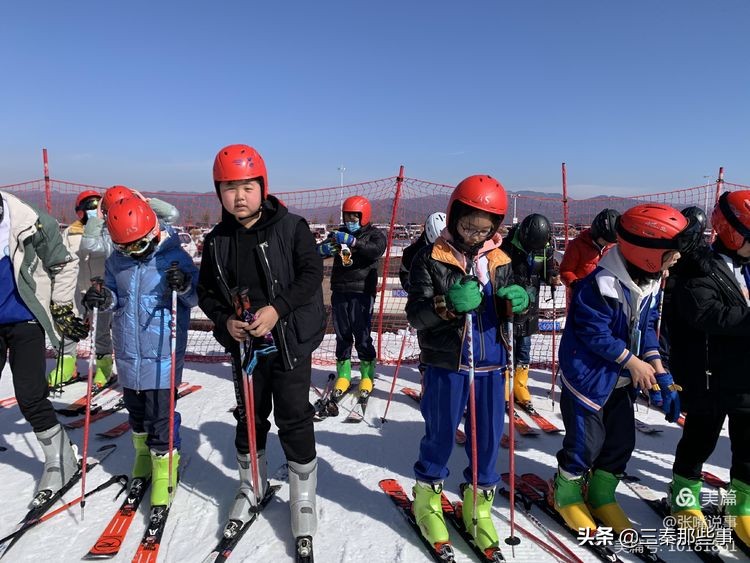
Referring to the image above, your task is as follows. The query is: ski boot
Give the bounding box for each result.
[513,364,532,409]
[669,473,707,534]
[586,469,633,534]
[461,483,500,552]
[358,359,375,397]
[48,355,78,387]
[289,458,318,555]
[553,469,597,532]
[331,359,351,402]
[412,481,451,549]
[726,478,750,548]
[131,431,152,479]
[33,424,79,507]
[225,449,268,534]
[94,354,114,388]
[150,449,180,507]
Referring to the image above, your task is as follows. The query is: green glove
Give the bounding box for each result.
[445,278,483,313]
[496,284,530,313]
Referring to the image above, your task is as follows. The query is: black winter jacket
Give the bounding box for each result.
[399,232,428,291]
[500,226,558,337]
[197,196,326,370]
[669,245,750,412]
[329,224,387,296]
[406,238,512,370]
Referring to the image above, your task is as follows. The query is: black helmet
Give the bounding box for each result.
[518,213,551,251]
[590,208,620,243]
[681,206,707,233]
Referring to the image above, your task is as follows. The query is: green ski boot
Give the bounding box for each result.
[94,354,114,388]
[131,432,152,479]
[332,359,351,401]
[554,470,597,532]
[461,483,500,551]
[669,473,706,534]
[726,478,750,549]
[359,360,375,396]
[48,355,78,387]
[412,481,451,548]
[150,449,180,507]
[586,469,633,534]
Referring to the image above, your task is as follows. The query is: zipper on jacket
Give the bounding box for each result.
[210,239,233,301]
[258,241,294,368]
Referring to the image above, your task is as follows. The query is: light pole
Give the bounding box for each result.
[338,165,346,223]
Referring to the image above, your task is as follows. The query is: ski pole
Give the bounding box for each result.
[503,299,520,553]
[168,262,179,497]
[465,306,479,540]
[52,334,66,395]
[80,277,102,519]
[380,325,409,425]
[0,475,129,545]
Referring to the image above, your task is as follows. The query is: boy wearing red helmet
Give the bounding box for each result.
[81,195,198,512]
[318,195,386,399]
[49,189,115,388]
[554,203,699,538]
[406,175,529,555]
[198,144,325,553]
[666,191,750,548]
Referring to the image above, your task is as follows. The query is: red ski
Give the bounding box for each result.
[402,387,422,404]
[0,396,17,409]
[516,404,562,433]
[56,380,120,417]
[509,409,539,436]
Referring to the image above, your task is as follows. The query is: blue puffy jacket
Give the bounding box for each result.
[105,227,198,391]
[558,248,662,412]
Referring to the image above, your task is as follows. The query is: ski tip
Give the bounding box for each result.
[96,444,117,453]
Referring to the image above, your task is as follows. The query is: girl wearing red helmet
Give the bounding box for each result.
[318,195,387,399]
[666,190,750,548]
[81,196,198,513]
[405,175,529,555]
[199,144,326,554]
[554,203,698,539]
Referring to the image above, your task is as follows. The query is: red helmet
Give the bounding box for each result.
[712,190,750,250]
[213,144,268,198]
[107,197,158,245]
[616,203,689,273]
[447,175,508,225]
[342,195,372,226]
[102,185,134,213]
[75,189,101,219]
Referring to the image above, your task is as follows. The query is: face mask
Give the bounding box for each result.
[345,221,360,233]
[86,209,98,219]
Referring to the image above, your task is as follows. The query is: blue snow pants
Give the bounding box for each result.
[414,365,506,487]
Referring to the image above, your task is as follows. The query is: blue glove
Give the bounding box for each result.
[332,231,356,246]
[496,284,530,313]
[317,241,340,257]
[649,372,682,423]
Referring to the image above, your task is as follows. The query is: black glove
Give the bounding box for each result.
[49,302,89,342]
[82,285,112,311]
[166,264,190,292]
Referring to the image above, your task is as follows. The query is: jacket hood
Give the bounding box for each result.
[599,246,661,300]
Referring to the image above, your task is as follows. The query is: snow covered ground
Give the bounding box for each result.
[0,359,740,562]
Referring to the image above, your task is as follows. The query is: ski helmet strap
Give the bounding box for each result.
[718,192,750,241]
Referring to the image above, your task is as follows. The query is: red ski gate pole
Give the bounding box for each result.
[80,303,98,519]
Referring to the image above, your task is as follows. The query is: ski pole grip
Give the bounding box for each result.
[503,298,514,321]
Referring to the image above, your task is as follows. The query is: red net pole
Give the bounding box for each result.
[376,165,405,360]
[710,166,724,242]
[43,148,52,213]
[562,162,569,248]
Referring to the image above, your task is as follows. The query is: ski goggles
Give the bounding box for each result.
[616,216,703,255]
[113,231,159,257]
[77,197,100,212]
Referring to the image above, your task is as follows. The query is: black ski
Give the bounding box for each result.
[343,391,371,423]
[440,493,504,561]
[202,484,281,562]
[379,479,456,562]
[0,444,117,559]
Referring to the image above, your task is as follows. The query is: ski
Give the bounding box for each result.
[201,484,281,563]
[295,535,314,563]
[56,379,119,417]
[402,387,422,404]
[66,384,199,430]
[83,477,152,559]
[498,473,623,562]
[0,444,118,559]
[0,396,17,409]
[439,494,504,561]
[455,429,466,445]
[131,504,172,563]
[343,391,371,423]
[516,403,562,433]
[620,477,724,562]
[379,479,456,562]
[509,409,539,436]
[635,419,662,435]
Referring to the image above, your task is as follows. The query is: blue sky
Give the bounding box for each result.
[1,1,748,196]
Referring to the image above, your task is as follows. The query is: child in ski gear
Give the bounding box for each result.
[83,194,197,509]
[406,175,529,552]
[666,191,750,547]
[0,190,87,503]
[400,212,447,292]
[198,144,325,544]
[555,203,699,535]
[559,208,619,305]
[50,190,115,389]
[317,195,386,399]
[500,213,560,409]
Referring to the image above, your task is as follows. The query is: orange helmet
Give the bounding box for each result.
[712,190,750,251]
[75,189,101,220]
[447,175,507,225]
[102,185,134,213]
[213,144,268,198]
[107,197,158,246]
[342,195,372,226]
[616,204,692,273]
